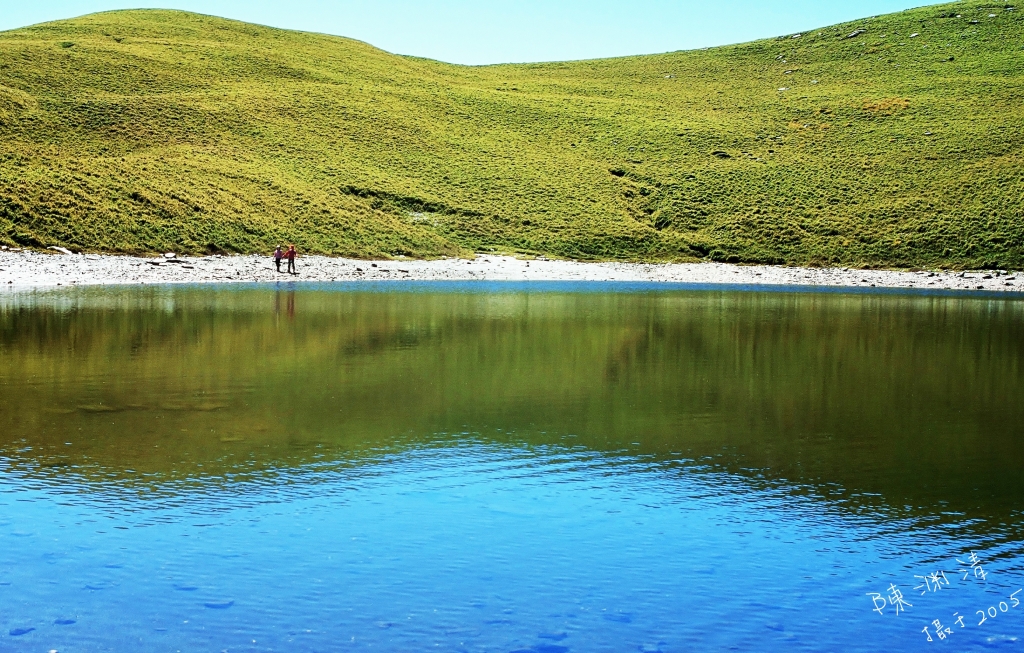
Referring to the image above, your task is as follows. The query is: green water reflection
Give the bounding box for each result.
[1,284,1022,530]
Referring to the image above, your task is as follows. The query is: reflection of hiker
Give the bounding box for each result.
[286,244,297,274]
[273,245,283,272]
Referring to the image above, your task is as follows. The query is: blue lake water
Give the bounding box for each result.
[1,282,1023,652]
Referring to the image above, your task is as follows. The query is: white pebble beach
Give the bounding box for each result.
[0,249,1020,293]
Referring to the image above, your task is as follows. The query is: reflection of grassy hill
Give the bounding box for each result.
[0,2,1022,267]
[1,286,1023,529]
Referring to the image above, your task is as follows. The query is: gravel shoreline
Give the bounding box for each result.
[0,249,1021,293]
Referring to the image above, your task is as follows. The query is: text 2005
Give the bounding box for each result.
[976,589,1021,625]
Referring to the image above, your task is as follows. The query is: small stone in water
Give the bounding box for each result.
[9,627,35,636]
[538,631,568,640]
[54,618,76,625]
[204,600,234,609]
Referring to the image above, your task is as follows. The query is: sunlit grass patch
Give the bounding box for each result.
[0,1,1021,268]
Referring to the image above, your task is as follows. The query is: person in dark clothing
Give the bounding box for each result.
[286,245,297,274]
[273,245,283,272]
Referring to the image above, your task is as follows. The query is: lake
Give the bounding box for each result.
[1,282,1023,652]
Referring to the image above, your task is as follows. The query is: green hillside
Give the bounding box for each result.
[0,2,1021,267]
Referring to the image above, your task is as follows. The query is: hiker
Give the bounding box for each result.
[286,244,297,274]
[273,245,283,272]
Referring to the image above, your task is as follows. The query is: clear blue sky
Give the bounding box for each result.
[2,0,933,65]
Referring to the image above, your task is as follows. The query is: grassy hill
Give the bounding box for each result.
[0,2,1021,267]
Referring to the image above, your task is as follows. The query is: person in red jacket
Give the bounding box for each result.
[285,244,297,274]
